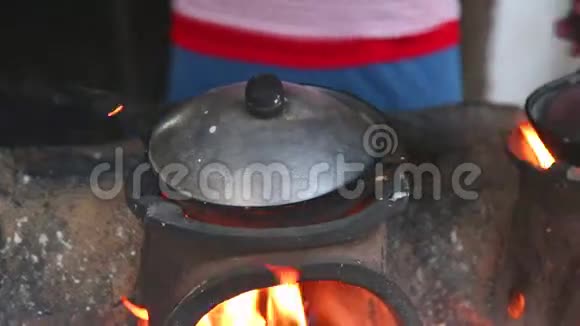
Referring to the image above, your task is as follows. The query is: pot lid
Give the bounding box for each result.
[148,74,390,207]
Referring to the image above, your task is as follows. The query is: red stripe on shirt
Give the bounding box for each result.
[170,12,460,69]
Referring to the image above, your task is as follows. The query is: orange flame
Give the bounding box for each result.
[507,292,526,320]
[196,265,307,326]
[107,104,124,117]
[509,119,556,171]
[519,121,556,170]
[267,266,307,326]
[121,296,150,325]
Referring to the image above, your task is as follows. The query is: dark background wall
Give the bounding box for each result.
[0,0,170,100]
[0,0,171,145]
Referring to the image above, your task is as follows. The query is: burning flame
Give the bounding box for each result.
[202,290,265,326]
[196,265,307,326]
[107,104,124,117]
[121,296,149,326]
[518,121,556,170]
[266,266,308,326]
[507,292,526,320]
[509,119,556,170]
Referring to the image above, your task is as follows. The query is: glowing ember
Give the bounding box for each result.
[121,296,149,325]
[196,266,306,326]
[519,121,556,170]
[107,104,124,117]
[507,292,526,320]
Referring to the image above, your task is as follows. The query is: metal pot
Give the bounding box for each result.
[150,74,386,204]
[525,70,580,166]
[141,74,408,225]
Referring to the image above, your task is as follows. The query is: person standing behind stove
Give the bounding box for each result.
[166,0,462,112]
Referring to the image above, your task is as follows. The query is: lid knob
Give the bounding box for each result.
[245,74,285,118]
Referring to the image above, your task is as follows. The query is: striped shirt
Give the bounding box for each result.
[171,0,461,68]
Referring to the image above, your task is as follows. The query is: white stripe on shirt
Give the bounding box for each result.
[172,0,460,39]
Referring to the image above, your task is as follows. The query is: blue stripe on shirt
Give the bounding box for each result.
[166,45,462,111]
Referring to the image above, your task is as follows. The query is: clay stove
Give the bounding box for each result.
[124,74,420,325]
[127,175,418,325]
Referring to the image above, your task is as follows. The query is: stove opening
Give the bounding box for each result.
[193,266,399,326]
[149,263,417,325]
[196,280,399,326]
